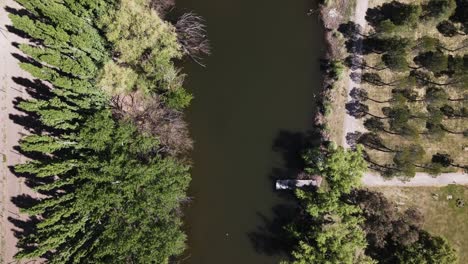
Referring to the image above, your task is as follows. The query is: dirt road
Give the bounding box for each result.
[1,0,40,262]
[362,172,468,186]
[342,0,368,148]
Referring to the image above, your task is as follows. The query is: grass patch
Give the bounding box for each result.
[373,185,468,263]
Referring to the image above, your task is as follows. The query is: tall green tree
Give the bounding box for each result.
[284,146,374,264]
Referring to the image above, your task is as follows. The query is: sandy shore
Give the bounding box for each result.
[1,0,41,262]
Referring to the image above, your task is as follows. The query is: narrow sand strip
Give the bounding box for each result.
[1,0,41,262]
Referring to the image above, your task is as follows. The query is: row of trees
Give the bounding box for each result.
[9,0,203,262]
[281,146,457,263]
[341,0,467,177]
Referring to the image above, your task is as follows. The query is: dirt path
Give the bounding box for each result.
[1,0,40,262]
[342,0,368,148]
[362,172,468,186]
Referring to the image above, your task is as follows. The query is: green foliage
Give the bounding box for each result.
[382,50,409,72]
[98,0,190,109]
[393,144,426,177]
[15,111,191,263]
[284,146,373,264]
[329,61,345,80]
[370,1,422,29]
[423,0,457,20]
[437,20,462,36]
[10,0,193,262]
[397,231,458,264]
[415,51,449,73]
[415,36,441,52]
[98,61,138,94]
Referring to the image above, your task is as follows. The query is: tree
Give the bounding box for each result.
[362,72,398,86]
[175,12,211,64]
[432,153,454,167]
[450,0,468,33]
[350,87,390,103]
[378,19,397,34]
[396,231,458,264]
[415,51,449,73]
[10,0,196,262]
[415,36,441,52]
[364,117,385,132]
[351,190,423,249]
[98,61,138,94]
[382,50,409,72]
[393,144,425,177]
[423,0,457,20]
[367,1,422,28]
[15,111,191,263]
[384,105,412,132]
[426,87,449,105]
[284,147,373,264]
[338,21,363,39]
[437,20,463,36]
[99,0,191,109]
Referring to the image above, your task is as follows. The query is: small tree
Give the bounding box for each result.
[423,0,456,20]
[338,21,363,39]
[437,20,463,37]
[393,144,425,177]
[382,50,409,72]
[364,117,385,132]
[396,231,458,264]
[432,153,454,167]
[415,36,440,52]
[415,51,449,73]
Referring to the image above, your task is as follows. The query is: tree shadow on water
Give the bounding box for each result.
[248,128,322,257]
[248,202,297,257]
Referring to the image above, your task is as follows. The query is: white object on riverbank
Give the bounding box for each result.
[276,177,322,190]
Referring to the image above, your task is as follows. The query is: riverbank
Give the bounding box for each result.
[316,0,358,145]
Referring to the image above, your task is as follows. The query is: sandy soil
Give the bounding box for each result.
[1,0,41,262]
[343,0,468,186]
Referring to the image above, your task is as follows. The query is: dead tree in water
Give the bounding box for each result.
[175,12,211,67]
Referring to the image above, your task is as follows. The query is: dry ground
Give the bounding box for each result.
[373,185,468,263]
[1,0,41,262]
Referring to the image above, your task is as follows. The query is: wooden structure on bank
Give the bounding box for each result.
[275,175,323,190]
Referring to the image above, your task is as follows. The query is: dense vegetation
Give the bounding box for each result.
[341,0,467,177]
[282,145,457,264]
[8,0,206,262]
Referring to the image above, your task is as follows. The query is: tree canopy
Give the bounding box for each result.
[9,0,195,262]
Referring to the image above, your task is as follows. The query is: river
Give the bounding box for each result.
[178,0,324,263]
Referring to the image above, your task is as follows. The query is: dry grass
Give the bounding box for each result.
[359,0,468,172]
[373,185,468,263]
